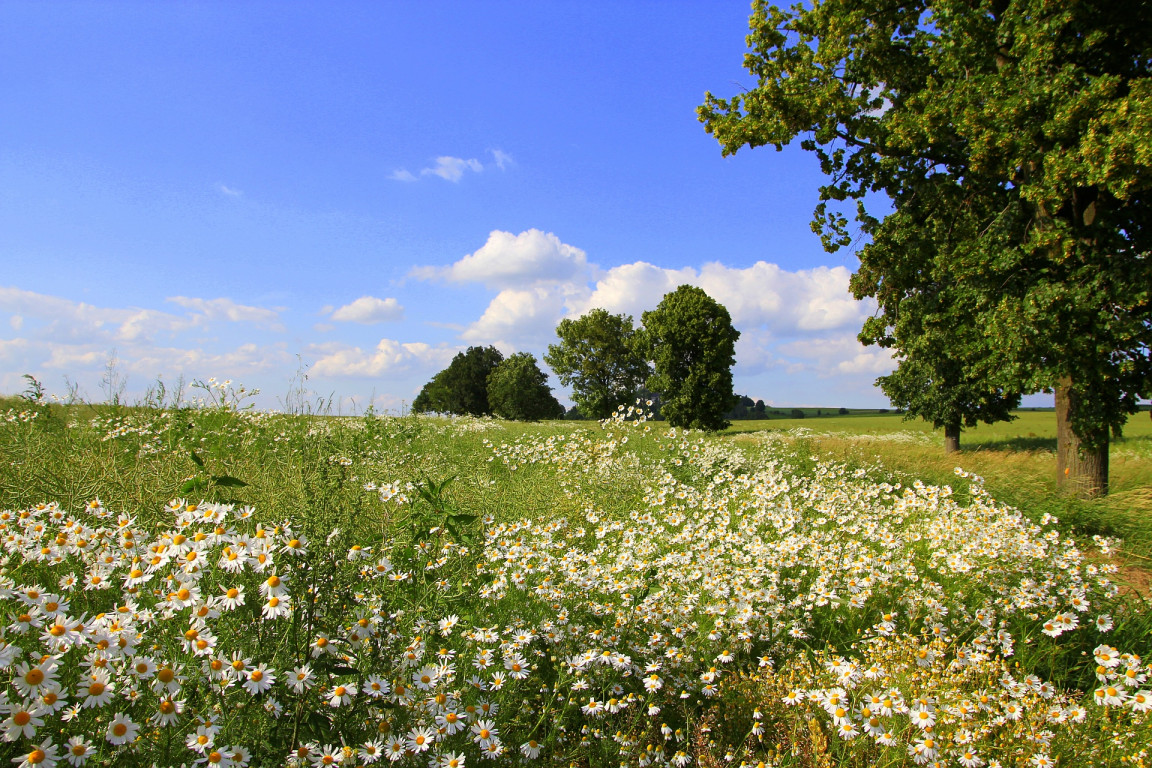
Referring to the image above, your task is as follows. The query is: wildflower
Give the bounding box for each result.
[471,719,499,748]
[435,752,466,768]
[261,595,291,620]
[1129,690,1151,713]
[289,665,316,693]
[435,710,467,735]
[243,664,275,696]
[520,740,542,759]
[1095,644,1122,668]
[357,740,384,764]
[151,698,184,726]
[225,746,251,767]
[79,670,114,709]
[12,739,60,768]
[13,658,59,700]
[219,586,245,611]
[1094,685,1127,707]
[405,726,436,753]
[65,735,94,766]
[328,683,357,708]
[106,713,139,745]
[384,736,405,762]
[957,749,984,768]
[187,726,216,754]
[1095,614,1114,632]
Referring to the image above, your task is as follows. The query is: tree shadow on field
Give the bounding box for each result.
[965,436,1057,453]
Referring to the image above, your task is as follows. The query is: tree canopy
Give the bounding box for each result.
[412,345,504,416]
[487,352,565,421]
[700,0,1152,495]
[543,309,651,420]
[639,285,740,431]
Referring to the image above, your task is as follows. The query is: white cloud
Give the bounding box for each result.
[329,296,404,324]
[421,156,483,182]
[391,155,492,183]
[309,339,457,379]
[413,229,592,290]
[490,149,513,170]
[166,296,283,329]
[573,261,696,321]
[218,184,242,197]
[9,315,23,331]
[459,284,580,348]
[776,334,896,378]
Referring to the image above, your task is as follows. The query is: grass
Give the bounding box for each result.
[0,394,1149,767]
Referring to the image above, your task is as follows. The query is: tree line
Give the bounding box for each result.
[412,285,742,431]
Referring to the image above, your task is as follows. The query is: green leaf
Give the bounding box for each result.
[179,477,208,494]
[212,475,248,488]
[189,450,206,469]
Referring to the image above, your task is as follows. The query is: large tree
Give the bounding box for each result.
[639,285,740,431]
[412,345,504,416]
[543,309,651,420]
[856,175,1022,452]
[699,0,1152,495]
[487,352,565,421]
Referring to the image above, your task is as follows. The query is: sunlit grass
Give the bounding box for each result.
[0,394,1148,767]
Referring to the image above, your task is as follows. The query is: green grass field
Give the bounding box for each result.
[0,396,1149,767]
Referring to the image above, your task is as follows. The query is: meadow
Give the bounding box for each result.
[0,384,1149,768]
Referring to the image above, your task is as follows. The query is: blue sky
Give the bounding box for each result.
[1,1,936,412]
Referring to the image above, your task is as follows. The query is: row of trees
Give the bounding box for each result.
[414,285,743,430]
[700,0,1151,496]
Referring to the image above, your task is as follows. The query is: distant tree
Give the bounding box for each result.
[639,285,740,431]
[487,353,565,421]
[816,409,822,417]
[564,405,587,420]
[726,395,756,420]
[838,407,849,416]
[790,409,805,420]
[412,346,504,416]
[754,400,766,417]
[544,309,651,420]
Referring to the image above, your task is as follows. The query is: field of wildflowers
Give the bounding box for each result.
[0,387,1149,767]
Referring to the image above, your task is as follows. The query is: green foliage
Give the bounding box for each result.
[412,345,504,416]
[486,352,565,421]
[639,285,740,431]
[178,448,249,498]
[543,308,650,420]
[699,0,1152,461]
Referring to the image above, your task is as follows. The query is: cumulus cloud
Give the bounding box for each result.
[166,296,283,329]
[309,339,456,378]
[413,229,592,290]
[389,169,418,182]
[329,296,404,324]
[776,334,896,378]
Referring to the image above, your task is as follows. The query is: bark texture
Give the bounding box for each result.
[1055,378,1108,498]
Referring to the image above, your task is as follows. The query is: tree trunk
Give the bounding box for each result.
[1055,378,1108,498]
[944,422,961,454]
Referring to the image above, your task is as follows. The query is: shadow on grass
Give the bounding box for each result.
[963,436,1057,453]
